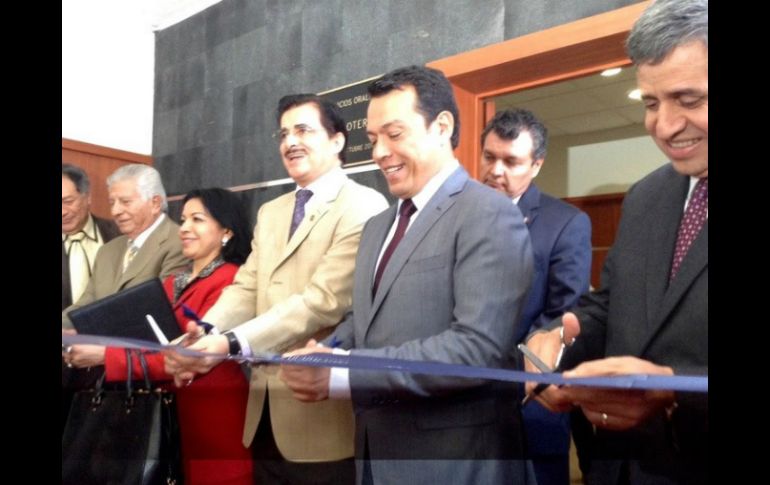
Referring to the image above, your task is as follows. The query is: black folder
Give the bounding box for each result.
[67,278,182,343]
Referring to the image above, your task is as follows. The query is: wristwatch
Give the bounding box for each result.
[224,331,242,356]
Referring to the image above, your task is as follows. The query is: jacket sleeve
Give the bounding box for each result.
[531,211,592,331]
[208,189,387,354]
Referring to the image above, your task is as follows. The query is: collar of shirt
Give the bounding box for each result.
[296,166,347,211]
[376,160,460,277]
[62,214,99,243]
[684,176,707,215]
[129,213,166,250]
[400,159,460,216]
[512,195,522,205]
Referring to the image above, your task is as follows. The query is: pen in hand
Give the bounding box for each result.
[181,304,215,334]
[171,305,215,347]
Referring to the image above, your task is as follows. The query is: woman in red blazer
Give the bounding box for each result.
[103,188,254,484]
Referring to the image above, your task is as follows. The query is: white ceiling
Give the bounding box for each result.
[494,66,643,137]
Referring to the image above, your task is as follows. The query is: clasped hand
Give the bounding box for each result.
[524,312,675,430]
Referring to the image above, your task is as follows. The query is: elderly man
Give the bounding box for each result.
[280,66,535,484]
[62,163,187,364]
[62,164,120,310]
[524,1,708,484]
[165,94,387,485]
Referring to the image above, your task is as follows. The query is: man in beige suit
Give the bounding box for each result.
[62,163,187,367]
[166,94,388,484]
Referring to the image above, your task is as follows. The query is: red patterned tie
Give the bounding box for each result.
[373,199,416,296]
[670,178,708,280]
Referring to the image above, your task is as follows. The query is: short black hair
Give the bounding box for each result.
[182,188,252,265]
[276,94,348,163]
[480,109,548,161]
[62,163,90,194]
[368,65,460,148]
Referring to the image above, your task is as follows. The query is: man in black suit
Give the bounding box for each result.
[480,109,592,485]
[524,1,708,484]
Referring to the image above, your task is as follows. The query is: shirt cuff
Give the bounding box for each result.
[328,347,351,399]
[228,328,253,358]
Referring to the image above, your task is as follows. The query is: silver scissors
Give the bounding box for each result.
[519,326,568,405]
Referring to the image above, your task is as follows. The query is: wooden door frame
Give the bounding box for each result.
[427,1,650,178]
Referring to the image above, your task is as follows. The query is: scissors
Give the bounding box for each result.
[519,326,569,405]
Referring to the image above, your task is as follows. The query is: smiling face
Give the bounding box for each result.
[108,178,160,239]
[178,197,229,266]
[62,176,91,235]
[637,41,708,178]
[480,130,542,199]
[366,86,453,199]
[279,102,343,187]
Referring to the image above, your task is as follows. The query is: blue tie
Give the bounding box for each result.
[289,189,313,240]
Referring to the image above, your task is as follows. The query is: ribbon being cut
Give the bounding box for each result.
[62,333,708,393]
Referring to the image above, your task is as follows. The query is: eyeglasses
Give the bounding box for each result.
[272,124,319,143]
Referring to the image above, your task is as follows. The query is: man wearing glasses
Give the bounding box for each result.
[165,93,387,484]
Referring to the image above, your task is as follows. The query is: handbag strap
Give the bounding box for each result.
[136,351,152,390]
[89,365,108,406]
[124,348,133,398]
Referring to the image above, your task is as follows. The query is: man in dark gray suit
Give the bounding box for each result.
[524,1,708,484]
[281,65,535,484]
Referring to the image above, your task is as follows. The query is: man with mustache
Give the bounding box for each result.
[166,94,387,485]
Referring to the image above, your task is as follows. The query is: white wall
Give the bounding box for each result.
[567,136,665,197]
[62,0,156,155]
[536,125,664,198]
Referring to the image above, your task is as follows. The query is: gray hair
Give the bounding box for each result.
[106,163,168,212]
[62,163,90,194]
[626,0,708,65]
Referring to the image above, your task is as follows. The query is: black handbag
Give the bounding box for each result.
[62,349,183,484]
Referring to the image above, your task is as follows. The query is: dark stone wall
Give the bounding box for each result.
[154,0,638,219]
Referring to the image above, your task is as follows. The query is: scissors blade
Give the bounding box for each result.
[517,343,554,373]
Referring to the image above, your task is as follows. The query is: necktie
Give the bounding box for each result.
[66,231,90,302]
[670,178,708,280]
[289,189,314,240]
[123,243,139,272]
[373,199,416,296]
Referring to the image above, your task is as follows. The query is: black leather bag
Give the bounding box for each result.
[62,349,183,485]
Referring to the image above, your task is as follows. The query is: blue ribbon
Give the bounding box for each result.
[62,334,707,393]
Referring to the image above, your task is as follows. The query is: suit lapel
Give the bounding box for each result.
[368,168,467,323]
[517,184,540,226]
[117,216,169,288]
[362,205,397,308]
[171,281,195,312]
[639,174,707,353]
[274,182,343,271]
[642,222,708,354]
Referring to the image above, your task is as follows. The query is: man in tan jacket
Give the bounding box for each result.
[166,94,388,484]
[62,163,187,332]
